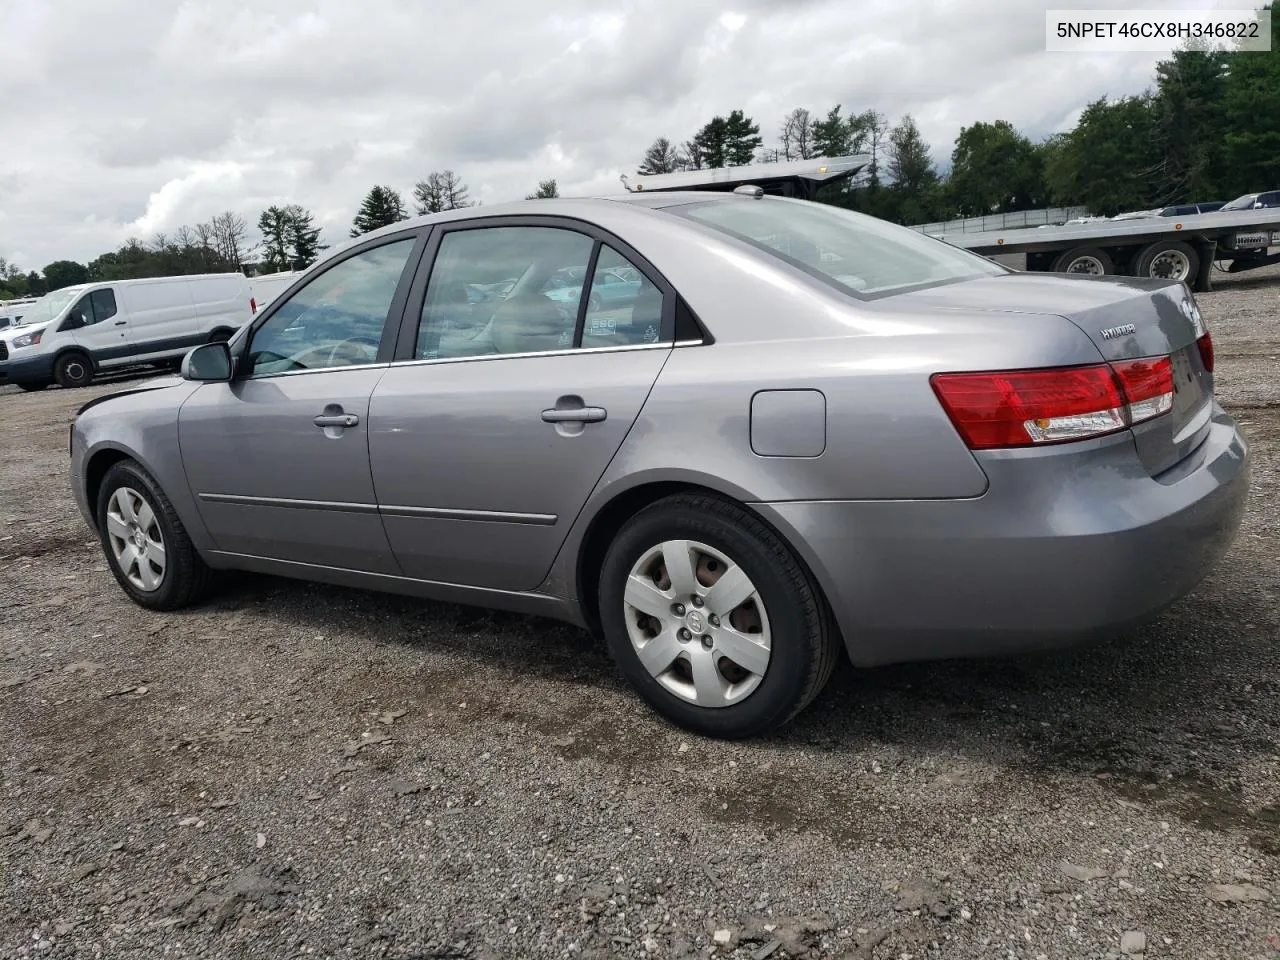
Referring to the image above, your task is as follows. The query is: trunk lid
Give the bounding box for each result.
[897,273,1213,476]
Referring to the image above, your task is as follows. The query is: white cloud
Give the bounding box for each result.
[1,0,1184,270]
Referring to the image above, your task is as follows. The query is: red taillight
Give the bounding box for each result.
[1197,331,1214,372]
[250,297,258,314]
[931,356,1174,450]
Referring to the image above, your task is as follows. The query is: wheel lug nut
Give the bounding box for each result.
[672,603,686,616]
[691,595,704,608]
[678,628,691,642]
[701,635,714,649]
[709,614,719,627]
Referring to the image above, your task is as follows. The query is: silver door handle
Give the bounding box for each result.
[541,406,606,423]
[314,414,359,428]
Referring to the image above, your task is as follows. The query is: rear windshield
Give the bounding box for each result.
[671,197,1006,298]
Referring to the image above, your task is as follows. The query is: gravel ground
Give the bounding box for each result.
[3,266,1279,959]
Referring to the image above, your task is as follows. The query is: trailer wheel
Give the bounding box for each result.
[1052,247,1114,276]
[1133,240,1199,283]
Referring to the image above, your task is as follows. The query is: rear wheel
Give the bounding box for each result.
[1052,246,1114,276]
[1134,240,1199,283]
[54,351,94,388]
[97,460,214,610]
[599,493,836,739]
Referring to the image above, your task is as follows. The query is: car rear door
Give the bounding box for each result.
[179,232,425,572]
[368,221,674,592]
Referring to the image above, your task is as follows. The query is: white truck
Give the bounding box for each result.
[0,273,253,391]
[621,156,1280,292]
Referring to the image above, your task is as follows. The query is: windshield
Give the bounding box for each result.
[672,198,1006,298]
[14,288,80,327]
[1221,194,1259,211]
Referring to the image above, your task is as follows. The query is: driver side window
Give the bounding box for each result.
[247,237,416,377]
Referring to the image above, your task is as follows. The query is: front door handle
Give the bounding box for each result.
[114,320,126,326]
[541,406,606,424]
[314,414,359,428]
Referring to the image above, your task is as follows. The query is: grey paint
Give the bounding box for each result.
[69,194,1251,669]
[750,390,826,458]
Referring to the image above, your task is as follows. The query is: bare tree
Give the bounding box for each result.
[150,232,170,252]
[779,108,815,160]
[209,211,248,269]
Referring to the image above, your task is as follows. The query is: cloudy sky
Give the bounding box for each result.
[0,0,1248,269]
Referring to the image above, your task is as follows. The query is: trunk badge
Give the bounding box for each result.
[1100,323,1136,341]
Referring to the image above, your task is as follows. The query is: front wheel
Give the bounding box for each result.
[598,493,837,739]
[97,460,214,610]
[54,351,94,388]
[16,381,50,392]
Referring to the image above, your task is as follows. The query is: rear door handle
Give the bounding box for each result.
[541,406,606,423]
[314,414,359,428]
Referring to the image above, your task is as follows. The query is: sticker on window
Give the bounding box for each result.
[642,324,659,343]
[589,318,616,335]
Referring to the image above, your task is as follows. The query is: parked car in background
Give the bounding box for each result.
[68,193,1248,738]
[248,271,302,314]
[1159,201,1227,217]
[1221,191,1280,212]
[0,296,40,330]
[0,273,253,390]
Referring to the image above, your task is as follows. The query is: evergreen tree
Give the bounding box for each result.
[257,205,292,272]
[691,116,730,169]
[812,106,851,157]
[638,137,683,175]
[350,185,408,237]
[1221,3,1280,197]
[526,178,560,199]
[1155,48,1228,200]
[283,205,324,269]
[724,110,762,166]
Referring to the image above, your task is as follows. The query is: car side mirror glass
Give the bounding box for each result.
[181,342,233,382]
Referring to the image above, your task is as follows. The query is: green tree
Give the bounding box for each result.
[724,110,762,166]
[1043,95,1164,215]
[638,137,684,175]
[42,260,89,291]
[1221,2,1280,198]
[350,185,408,237]
[526,178,560,199]
[284,205,323,269]
[1154,48,1228,201]
[25,271,46,296]
[885,114,940,223]
[691,116,730,169]
[948,120,1046,215]
[812,106,851,158]
[257,206,292,272]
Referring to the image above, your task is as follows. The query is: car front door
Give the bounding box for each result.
[179,232,424,573]
[369,223,673,591]
[64,288,129,362]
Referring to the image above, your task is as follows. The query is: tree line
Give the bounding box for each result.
[4,4,1276,301]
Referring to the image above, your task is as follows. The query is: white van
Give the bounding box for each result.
[248,271,301,313]
[0,273,253,390]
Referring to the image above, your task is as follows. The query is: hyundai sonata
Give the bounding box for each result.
[69,192,1250,738]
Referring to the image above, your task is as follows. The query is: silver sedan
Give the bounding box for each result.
[69,192,1250,738]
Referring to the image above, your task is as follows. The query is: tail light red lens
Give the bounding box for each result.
[931,355,1174,450]
[1197,331,1214,372]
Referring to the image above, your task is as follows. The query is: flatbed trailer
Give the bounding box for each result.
[930,208,1280,292]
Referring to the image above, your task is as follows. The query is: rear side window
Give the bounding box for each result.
[673,197,1006,299]
[580,245,665,349]
[90,289,117,322]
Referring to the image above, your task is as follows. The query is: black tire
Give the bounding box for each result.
[1133,240,1199,283]
[1052,246,1114,276]
[598,493,837,739]
[54,351,94,388]
[16,381,50,392]
[96,460,215,611]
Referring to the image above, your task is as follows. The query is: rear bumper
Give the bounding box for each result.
[0,352,55,384]
[754,403,1251,667]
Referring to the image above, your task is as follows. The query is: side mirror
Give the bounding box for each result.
[181,342,233,382]
[60,313,86,332]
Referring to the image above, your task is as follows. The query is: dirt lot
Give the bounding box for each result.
[3,267,1279,960]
